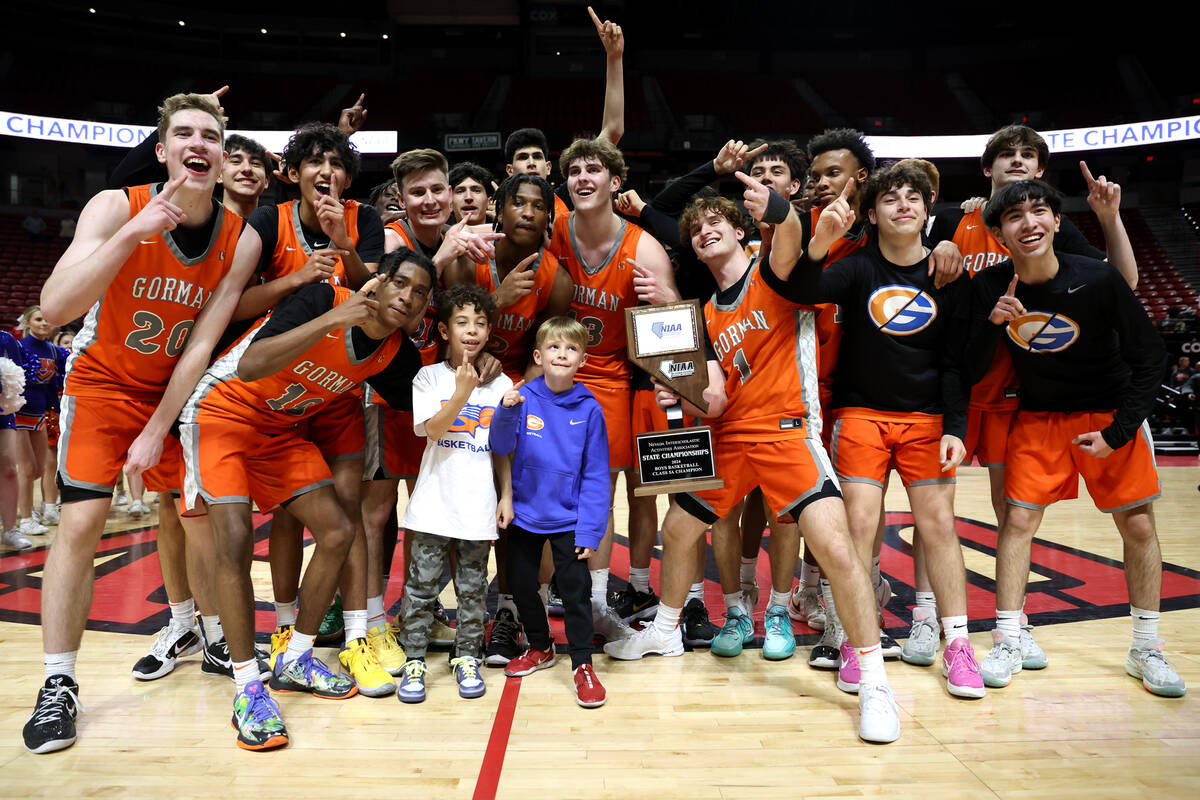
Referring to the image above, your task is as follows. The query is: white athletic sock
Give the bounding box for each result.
[344,609,368,644]
[589,568,609,607]
[800,561,820,589]
[941,615,969,645]
[995,609,1021,642]
[687,582,704,603]
[284,630,316,665]
[739,557,757,587]
[653,603,682,634]
[42,502,56,516]
[723,592,743,612]
[857,642,888,686]
[629,566,651,593]
[820,579,841,631]
[915,591,937,616]
[200,614,223,645]
[169,598,195,627]
[44,651,77,682]
[768,589,791,610]
[275,599,298,630]
[366,595,386,629]
[1131,605,1160,650]
[232,659,258,693]
[497,593,518,620]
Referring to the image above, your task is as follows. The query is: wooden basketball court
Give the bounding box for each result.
[2,464,1198,798]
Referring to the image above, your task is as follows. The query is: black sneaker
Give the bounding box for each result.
[201,638,272,681]
[23,675,82,754]
[681,597,720,647]
[546,582,565,618]
[880,630,902,659]
[610,586,660,623]
[132,621,202,681]
[484,608,525,666]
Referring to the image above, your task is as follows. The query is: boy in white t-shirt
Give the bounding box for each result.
[398,284,513,703]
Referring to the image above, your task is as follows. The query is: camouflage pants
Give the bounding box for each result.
[400,531,490,660]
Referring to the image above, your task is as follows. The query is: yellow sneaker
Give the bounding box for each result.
[366,623,406,676]
[269,625,293,674]
[338,638,396,698]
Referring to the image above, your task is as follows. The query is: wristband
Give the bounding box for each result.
[763,189,790,225]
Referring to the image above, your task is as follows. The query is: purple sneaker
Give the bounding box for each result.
[837,640,861,694]
[942,638,986,699]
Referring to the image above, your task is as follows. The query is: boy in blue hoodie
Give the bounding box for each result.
[492,317,610,707]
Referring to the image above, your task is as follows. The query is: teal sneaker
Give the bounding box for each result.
[762,604,797,660]
[316,595,344,643]
[231,680,288,751]
[269,649,357,699]
[711,607,754,658]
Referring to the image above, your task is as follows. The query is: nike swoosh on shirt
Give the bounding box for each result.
[1068,285,1086,294]
[140,239,157,245]
[965,225,977,230]
[285,246,296,251]
[570,420,585,425]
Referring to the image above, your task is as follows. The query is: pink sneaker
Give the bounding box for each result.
[942,638,986,699]
[836,640,860,694]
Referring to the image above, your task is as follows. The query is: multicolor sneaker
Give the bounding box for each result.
[900,614,940,666]
[485,608,524,666]
[397,659,427,703]
[682,597,720,647]
[22,675,82,754]
[787,585,826,630]
[367,623,406,676]
[132,619,202,680]
[505,645,557,677]
[837,640,861,693]
[592,604,635,642]
[942,638,986,699]
[603,621,684,660]
[316,596,344,643]
[270,649,357,699]
[809,624,843,670]
[451,655,486,699]
[268,625,293,673]
[611,585,660,623]
[762,605,796,660]
[574,664,606,708]
[1019,615,1048,669]
[979,631,1022,688]
[1125,639,1187,697]
[857,682,901,744]
[231,681,288,751]
[711,606,755,658]
[339,638,396,697]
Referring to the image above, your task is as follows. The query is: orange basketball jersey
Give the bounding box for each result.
[183,286,403,432]
[550,213,643,389]
[65,183,242,402]
[264,199,361,287]
[705,258,821,443]
[474,249,558,379]
[952,207,1018,411]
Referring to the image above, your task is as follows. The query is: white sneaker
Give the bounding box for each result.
[592,603,635,642]
[1125,639,1187,697]
[875,576,892,615]
[787,585,826,630]
[128,500,151,518]
[132,620,203,680]
[739,582,759,617]
[858,682,901,743]
[40,504,60,525]
[3,527,34,551]
[1019,615,1048,669]
[979,631,1022,688]
[18,517,49,536]
[603,622,684,660]
[113,491,129,508]
[900,614,940,666]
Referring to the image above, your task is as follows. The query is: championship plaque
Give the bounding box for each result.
[625,300,723,496]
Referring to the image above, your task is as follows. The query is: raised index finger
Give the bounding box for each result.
[358,275,383,296]
[588,5,603,31]
[745,142,768,160]
[1079,160,1097,186]
[1005,274,1019,296]
[840,177,856,200]
[159,172,187,201]
[733,170,760,190]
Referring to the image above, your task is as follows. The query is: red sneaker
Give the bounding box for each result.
[573,664,606,708]
[504,646,556,677]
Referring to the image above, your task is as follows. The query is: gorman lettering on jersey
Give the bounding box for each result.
[573,284,621,312]
[712,309,770,362]
[290,360,358,395]
[867,286,938,336]
[962,251,1008,274]
[1006,311,1081,353]
[130,275,209,309]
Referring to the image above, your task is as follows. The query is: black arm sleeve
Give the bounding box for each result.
[247,206,281,277]
[636,203,684,251]
[355,204,385,263]
[650,160,720,217]
[109,131,164,189]
[1056,215,1106,260]
[251,284,335,341]
[965,266,1010,386]
[364,340,423,411]
[1103,274,1167,449]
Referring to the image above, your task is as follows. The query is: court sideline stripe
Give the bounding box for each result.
[473,674,522,800]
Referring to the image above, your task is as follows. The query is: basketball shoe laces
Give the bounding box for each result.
[32,678,83,727]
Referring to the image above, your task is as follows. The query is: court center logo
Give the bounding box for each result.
[1007,311,1080,353]
[867,285,938,336]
